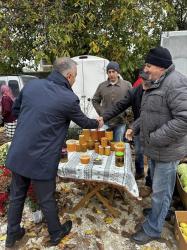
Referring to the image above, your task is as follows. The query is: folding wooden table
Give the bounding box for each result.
[58,143,139,217]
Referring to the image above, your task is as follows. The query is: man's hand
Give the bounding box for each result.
[125,128,134,141]
[96,116,104,128]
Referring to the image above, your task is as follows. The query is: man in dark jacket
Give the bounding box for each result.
[126,47,187,244]
[101,71,153,187]
[102,74,144,178]
[5,57,101,248]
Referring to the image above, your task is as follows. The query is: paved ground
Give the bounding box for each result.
[0,128,179,250]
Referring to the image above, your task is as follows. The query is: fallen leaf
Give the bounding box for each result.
[63,243,77,249]
[58,232,76,249]
[104,217,113,224]
[0,234,6,241]
[121,230,131,238]
[95,230,102,239]
[128,205,133,214]
[141,247,160,250]
[86,214,96,223]
[96,209,102,214]
[96,241,104,250]
[84,229,94,235]
[120,218,127,226]
[109,226,119,234]
[27,231,37,237]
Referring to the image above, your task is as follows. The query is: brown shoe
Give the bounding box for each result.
[139,186,152,198]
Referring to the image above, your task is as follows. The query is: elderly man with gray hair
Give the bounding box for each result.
[5,57,101,248]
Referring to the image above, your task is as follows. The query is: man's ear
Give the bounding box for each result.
[66,72,71,80]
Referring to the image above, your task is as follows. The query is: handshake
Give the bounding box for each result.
[96,116,134,141]
[96,116,104,128]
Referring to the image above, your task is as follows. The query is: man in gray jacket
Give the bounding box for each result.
[92,61,131,141]
[127,46,187,244]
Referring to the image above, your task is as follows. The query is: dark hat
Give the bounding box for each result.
[106,61,120,73]
[145,46,172,69]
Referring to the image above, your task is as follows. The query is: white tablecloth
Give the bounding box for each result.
[58,143,139,197]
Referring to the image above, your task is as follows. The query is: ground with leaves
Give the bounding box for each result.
[0,128,179,250]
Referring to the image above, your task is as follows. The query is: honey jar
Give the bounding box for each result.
[98,145,104,155]
[114,142,125,152]
[94,142,100,154]
[105,130,113,141]
[87,138,94,150]
[80,142,87,152]
[105,146,111,156]
[82,129,90,141]
[98,129,105,141]
[79,134,85,144]
[90,129,98,141]
[80,154,90,165]
[76,142,81,152]
[66,139,76,152]
[115,151,124,167]
[101,137,108,147]
[109,141,116,151]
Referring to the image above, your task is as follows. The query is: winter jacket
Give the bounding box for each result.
[92,78,131,127]
[6,70,98,180]
[102,84,143,123]
[133,65,187,162]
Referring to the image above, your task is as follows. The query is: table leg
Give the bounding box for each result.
[71,184,103,213]
[95,191,119,218]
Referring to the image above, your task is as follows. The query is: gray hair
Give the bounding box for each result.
[53,57,77,76]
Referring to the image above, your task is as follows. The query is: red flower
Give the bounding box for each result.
[0,166,11,177]
[0,192,9,216]
[0,192,8,202]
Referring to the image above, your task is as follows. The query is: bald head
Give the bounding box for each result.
[53,57,77,86]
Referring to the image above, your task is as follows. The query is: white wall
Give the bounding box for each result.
[161,31,187,76]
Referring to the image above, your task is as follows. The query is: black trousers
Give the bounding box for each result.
[7,172,61,235]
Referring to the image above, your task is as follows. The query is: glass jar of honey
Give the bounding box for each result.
[87,138,94,150]
[82,129,90,141]
[109,141,116,151]
[94,142,100,154]
[90,129,98,141]
[98,129,105,141]
[114,142,125,152]
[98,145,104,155]
[80,142,87,152]
[79,134,85,144]
[105,130,113,141]
[66,139,76,152]
[105,146,111,156]
[80,154,90,165]
[76,142,81,152]
[101,137,108,147]
[115,151,124,167]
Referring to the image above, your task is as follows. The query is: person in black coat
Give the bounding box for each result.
[102,71,152,185]
[5,57,101,248]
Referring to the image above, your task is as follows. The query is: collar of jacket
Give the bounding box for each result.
[47,70,73,91]
[148,64,175,90]
[106,77,121,87]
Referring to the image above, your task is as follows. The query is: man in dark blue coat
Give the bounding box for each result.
[5,57,100,248]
